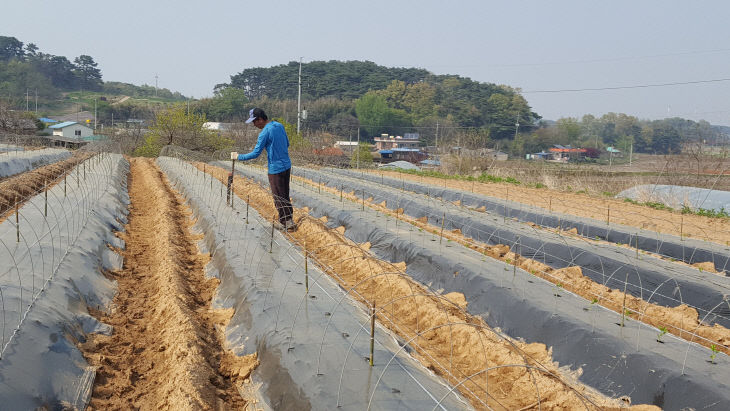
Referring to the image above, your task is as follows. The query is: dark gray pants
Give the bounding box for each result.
[268,168,293,224]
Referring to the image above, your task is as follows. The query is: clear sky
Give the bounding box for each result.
[4,0,730,125]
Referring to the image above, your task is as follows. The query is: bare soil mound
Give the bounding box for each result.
[79,158,257,410]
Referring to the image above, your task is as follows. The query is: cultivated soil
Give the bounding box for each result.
[370,169,730,246]
[198,162,658,410]
[79,158,258,410]
[0,151,92,223]
[293,172,730,355]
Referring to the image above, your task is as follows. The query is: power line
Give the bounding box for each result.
[523,77,730,94]
[402,47,730,70]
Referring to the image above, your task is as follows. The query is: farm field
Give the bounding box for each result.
[371,168,730,246]
[0,150,728,409]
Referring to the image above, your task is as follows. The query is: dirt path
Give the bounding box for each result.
[372,169,730,246]
[80,158,257,410]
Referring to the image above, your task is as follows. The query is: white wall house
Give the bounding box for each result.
[49,121,93,139]
[46,121,95,148]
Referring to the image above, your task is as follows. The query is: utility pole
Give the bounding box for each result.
[25,88,29,111]
[155,73,158,98]
[356,127,360,169]
[94,98,97,130]
[515,115,520,139]
[35,89,37,113]
[435,121,439,151]
[297,57,302,135]
[629,143,633,166]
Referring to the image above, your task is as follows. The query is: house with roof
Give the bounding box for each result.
[548,144,587,161]
[39,117,58,125]
[379,147,427,163]
[46,121,98,148]
[333,141,359,153]
[374,133,420,151]
[50,121,93,139]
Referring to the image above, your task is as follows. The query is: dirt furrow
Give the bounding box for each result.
[370,169,730,246]
[292,171,730,355]
[80,158,257,410]
[0,151,92,223]
[198,162,656,410]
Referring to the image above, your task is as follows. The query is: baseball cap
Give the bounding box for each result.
[245,108,266,124]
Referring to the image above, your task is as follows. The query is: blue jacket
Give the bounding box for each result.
[238,121,292,174]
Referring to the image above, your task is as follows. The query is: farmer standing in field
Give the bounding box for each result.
[231,108,297,232]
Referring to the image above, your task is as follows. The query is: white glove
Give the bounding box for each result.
[230,152,238,160]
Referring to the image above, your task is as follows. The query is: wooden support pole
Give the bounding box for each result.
[304,240,309,293]
[439,211,446,245]
[370,302,376,366]
[270,216,275,253]
[246,194,250,224]
[621,271,629,327]
[230,159,236,209]
[15,196,19,243]
[680,215,683,240]
[44,179,47,217]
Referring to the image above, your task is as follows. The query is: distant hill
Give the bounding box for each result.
[223,60,540,139]
[227,60,430,100]
[0,35,187,118]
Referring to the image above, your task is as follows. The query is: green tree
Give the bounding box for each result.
[374,80,408,110]
[199,87,249,121]
[615,134,635,154]
[73,55,102,90]
[355,92,411,137]
[350,142,373,168]
[403,82,436,122]
[650,123,682,154]
[24,43,38,58]
[136,105,225,156]
[0,36,24,61]
[355,93,390,136]
[555,117,581,145]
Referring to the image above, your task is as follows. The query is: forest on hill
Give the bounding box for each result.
[210,60,539,141]
[207,60,726,154]
[0,36,186,111]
